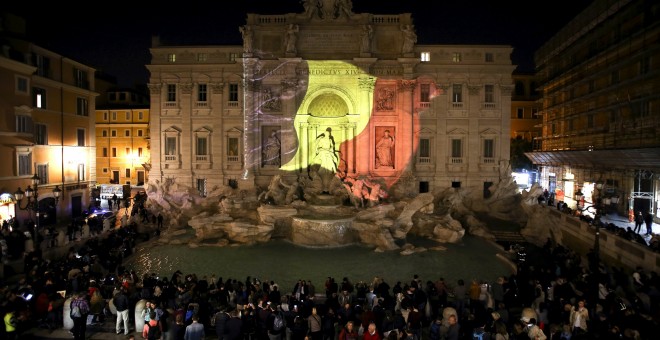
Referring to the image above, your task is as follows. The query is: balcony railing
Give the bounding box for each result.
[196,155,208,162]
[227,155,240,162]
[164,102,177,108]
[164,155,177,161]
[450,157,463,164]
[418,157,430,164]
[227,101,239,108]
[451,102,463,109]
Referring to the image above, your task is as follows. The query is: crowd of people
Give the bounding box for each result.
[0,231,658,339]
[0,193,659,339]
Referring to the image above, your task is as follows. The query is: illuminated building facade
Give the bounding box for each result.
[527,0,660,217]
[511,73,542,143]
[0,13,96,224]
[147,7,514,196]
[95,89,150,186]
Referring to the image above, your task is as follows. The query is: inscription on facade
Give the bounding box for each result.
[299,32,359,51]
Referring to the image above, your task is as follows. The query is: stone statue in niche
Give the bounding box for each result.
[285,24,299,54]
[262,130,281,166]
[310,127,338,194]
[375,129,395,169]
[360,25,373,54]
[239,25,253,54]
[401,24,417,54]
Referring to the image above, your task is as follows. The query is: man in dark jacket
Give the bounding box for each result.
[114,288,130,335]
[225,309,244,340]
[214,307,231,340]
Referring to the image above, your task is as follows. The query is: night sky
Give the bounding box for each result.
[6,0,594,88]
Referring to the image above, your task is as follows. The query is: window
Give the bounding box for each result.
[74,69,88,89]
[33,54,50,77]
[196,137,208,156]
[451,139,462,158]
[35,123,47,145]
[484,85,494,103]
[16,115,33,133]
[514,81,525,96]
[452,84,462,103]
[229,53,239,62]
[76,97,88,116]
[77,129,85,146]
[138,148,143,157]
[125,130,130,137]
[18,152,32,176]
[229,83,239,102]
[167,84,177,102]
[112,148,117,157]
[610,71,619,85]
[33,87,47,108]
[532,108,539,117]
[167,53,176,62]
[125,168,131,178]
[102,130,107,137]
[125,148,130,156]
[78,164,85,181]
[420,52,430,62]
[485,52,494,62]
[16,76,28,94]
[112,112,117,120]
[111,130,117,137]
[198,84,207,102]
[419,138,430,162]
[102,168,108,173]
[197,178,207,197]
[137,129,143,137]
[138,111,144,120]
[119,93,126,101]
[102,148,108,157]
[640,57,650,75]
[451,181,461,188]
[227,137,239,161]
[452,52,462,63]
[197,53,208,62]
[125,112,131,120]
[36,164,48,184]
[420,84,430,103]
[103,112,108,120]
[483,139,494,158]
[517,108,524,119]
[165,137,177,156]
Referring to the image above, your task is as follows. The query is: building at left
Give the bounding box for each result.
[0,13,97,229]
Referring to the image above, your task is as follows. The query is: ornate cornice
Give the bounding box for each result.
[467,85,481,95]
[398,79,416,92]
[147,83,162,94]
[500,84,515,96]
[435,84,449,94]
[358,77,376,91]
[180,83,193,95]
[210,83,224,93]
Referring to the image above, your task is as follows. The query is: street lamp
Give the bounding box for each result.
[14,174,61,251]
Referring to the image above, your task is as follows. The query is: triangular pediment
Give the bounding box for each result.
[164,126,182,133]
[418,127,436,135]
[194,126,212,133]
[479,128,499,136]
[447,128,467,135]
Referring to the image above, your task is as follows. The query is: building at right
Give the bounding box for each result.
[526,0,660,220]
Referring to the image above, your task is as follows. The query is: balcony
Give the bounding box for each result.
[164,102,177,108]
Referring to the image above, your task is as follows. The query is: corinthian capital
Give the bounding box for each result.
[147,83,162,94]
[398,79,416,92]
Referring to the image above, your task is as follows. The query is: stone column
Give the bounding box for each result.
[399,79,417,172]
[241,58,260,185]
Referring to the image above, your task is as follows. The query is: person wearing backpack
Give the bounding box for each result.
[70,292,90,340]
[268,305,286,340]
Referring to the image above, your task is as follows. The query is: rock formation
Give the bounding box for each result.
[145,168,526,252]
